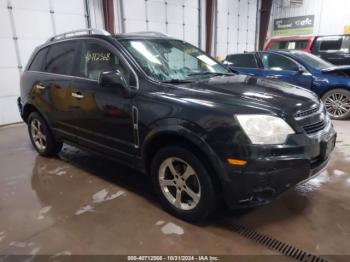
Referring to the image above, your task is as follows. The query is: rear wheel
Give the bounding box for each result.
[322,89,350,120]
[28,112,62,156]
[151,146,216,222]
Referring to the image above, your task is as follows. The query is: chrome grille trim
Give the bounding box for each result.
[294,102,330,136]
[294,103,322,120]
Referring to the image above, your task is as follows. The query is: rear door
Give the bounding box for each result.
[312,36,350,65]
[258,52,313,89]
[223,53,262,76]
[34,40,79,140]
[69,39,137,162]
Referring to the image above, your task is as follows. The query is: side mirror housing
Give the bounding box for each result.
[296,66,307,74]
[98,69,128,90]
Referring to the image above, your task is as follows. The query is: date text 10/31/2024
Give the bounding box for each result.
[127,256,220,261]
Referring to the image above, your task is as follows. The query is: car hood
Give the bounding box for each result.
[321,65,350,73]
[321,65,350,78]
[170,75,319,116]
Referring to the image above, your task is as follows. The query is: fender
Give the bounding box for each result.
[141,118,229,185]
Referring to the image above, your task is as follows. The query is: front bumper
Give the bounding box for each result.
[217,123,337,208]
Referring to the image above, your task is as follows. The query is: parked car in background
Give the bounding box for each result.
[223,50,350,119]
[265,35,350,65]
[19,30,336,221]
[264,36,315,53]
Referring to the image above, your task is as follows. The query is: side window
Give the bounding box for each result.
[227,54,258,68]
[260,52,299,71]
[77,41,130,82]
[28,47,48,71]
[44,41,77,75]
[319,38,342,51]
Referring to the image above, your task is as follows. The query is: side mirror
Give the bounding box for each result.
[296,66,307,74]
[98,69,128,90]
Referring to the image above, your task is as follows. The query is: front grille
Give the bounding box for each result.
[294,103,328,135]
[302,119,326,134]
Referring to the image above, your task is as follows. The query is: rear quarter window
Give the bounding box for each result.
[28,47,48,71]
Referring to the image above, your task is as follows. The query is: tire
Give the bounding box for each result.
[151,146,216,222]
[322,88,350,120]
[28,112,63,156]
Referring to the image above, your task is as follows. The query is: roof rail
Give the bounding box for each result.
[47,28,111,42]
[118,31,170,37]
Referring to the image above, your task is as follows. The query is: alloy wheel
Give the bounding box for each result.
[324,92,350,118]
[30,119,47,151]
[158,157,201,210]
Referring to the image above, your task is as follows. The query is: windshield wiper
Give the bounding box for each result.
[161,79,193,84]
[187,72,235,77]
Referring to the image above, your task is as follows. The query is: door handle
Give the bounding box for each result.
[72,92,84,99]
[266,75,278,79]
[35,83,46,90]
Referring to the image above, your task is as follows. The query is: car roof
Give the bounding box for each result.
[262,50,305,58]
[226,50,306,57]
[269,36,315,41]
[227,51,257,56]
[37,30,178,53]
[114,31,174,40]
[46,29,174,45]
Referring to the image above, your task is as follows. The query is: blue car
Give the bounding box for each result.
[223,50,350,119]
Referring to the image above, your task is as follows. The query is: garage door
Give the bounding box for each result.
[121,0,200,47]
[215,0,258,59]
[0,0,92,126]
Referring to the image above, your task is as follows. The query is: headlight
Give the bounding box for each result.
[236,115,295,144]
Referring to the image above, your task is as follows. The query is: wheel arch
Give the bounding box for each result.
[142,126,224,193]
[319,86,350,99]
[22,103,47,123]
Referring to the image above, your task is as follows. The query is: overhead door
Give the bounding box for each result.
[121,0,200,47]
[215,0,258,59]
[0,0,101,125]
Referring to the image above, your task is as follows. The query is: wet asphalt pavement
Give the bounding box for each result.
[0,121,349,259]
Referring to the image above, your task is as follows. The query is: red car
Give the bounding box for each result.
[264,36,315,52]
[264,35,350,65]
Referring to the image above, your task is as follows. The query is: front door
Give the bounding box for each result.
[258,52,313,89]
[69,39,138,162]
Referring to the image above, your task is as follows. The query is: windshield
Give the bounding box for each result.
[291,51,334,70]
[119,38,230,82]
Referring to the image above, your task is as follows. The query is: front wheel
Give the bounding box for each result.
[322,89,350,120]
[28,112,63,156]
[151,146,216,222]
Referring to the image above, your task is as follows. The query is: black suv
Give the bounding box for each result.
[18,29,336,221]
